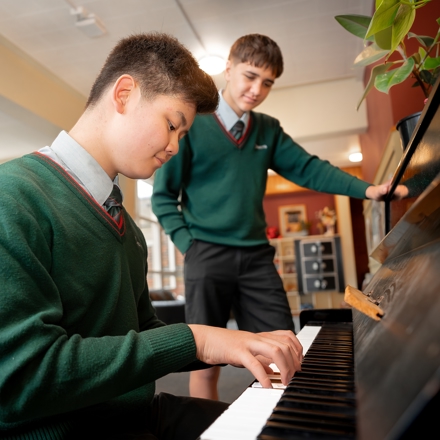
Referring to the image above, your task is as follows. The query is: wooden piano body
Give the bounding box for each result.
[201,77,440,440]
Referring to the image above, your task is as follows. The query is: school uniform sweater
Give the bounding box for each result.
[152,112,371,254]
[0,153,197,438]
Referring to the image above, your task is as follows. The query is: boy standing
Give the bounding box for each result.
[151,33,404,400]
[0,33,303,440]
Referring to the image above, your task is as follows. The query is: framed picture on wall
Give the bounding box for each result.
[279,204,307,237]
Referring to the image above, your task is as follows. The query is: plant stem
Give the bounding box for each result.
[412,68,430,97]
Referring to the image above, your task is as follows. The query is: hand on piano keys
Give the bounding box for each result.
[251,325,322,389]
[188,324,304,389]
[200,325,323,440]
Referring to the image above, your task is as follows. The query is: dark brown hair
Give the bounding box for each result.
[228,34,284,78]
[86,32,218,114]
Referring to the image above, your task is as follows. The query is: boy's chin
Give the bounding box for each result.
[239,101,260,112]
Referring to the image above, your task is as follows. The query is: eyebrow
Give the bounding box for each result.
[177,111,187,127]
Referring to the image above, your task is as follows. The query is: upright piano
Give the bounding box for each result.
[200,77,440,440]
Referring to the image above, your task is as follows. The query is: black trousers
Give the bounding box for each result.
[184,240,295,333]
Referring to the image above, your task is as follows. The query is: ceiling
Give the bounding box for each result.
[0,0,373,164]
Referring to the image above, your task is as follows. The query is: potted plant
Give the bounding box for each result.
[335,0,440,111]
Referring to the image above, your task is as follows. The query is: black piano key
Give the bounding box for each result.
[276,396,356,415]
[281,390,356,405]
[267,410,356,428]
[257,322,356,439]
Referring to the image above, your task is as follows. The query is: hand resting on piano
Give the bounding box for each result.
[365,181,409,200]
[188,325,304,389]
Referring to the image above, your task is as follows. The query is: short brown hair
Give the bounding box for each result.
[86,32,219,114]
[228,34,283,78]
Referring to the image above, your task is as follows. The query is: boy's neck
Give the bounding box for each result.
[221,88,245,118]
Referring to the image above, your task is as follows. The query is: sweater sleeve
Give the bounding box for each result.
[151,136,194,254]
[269,120,371,199]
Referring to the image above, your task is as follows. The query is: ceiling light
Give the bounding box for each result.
[198,55,226,75]
[349,152,363,163]
[70,5,106,38]
[75,15,106,38]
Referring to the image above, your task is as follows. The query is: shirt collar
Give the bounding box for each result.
[48,131,116,206]
[216,89,249,132]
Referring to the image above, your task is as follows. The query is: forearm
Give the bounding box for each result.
[273,139,370,199]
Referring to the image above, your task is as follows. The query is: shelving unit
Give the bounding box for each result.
[270,237,301,315]
[294,234,346,310]
[271,235,348,314]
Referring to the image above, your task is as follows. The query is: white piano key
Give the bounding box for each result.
[200,325,322,440]
[200,387,283,440]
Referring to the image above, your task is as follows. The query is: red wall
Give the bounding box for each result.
[263,190,335,236]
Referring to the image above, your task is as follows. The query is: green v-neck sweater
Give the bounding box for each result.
[0,154,198,438]
[152,112,371,254]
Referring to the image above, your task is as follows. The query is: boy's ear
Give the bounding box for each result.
[112,75,137,114]
[224,60,233,81]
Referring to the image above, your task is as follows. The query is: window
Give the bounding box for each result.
[136,180,184,298]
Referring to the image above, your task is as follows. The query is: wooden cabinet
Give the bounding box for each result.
[295,235,346,310]
[294,235,344,294]
[271,235,348,313]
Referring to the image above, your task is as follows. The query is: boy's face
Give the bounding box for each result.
[222,61,276,117]
[106,89,195,179]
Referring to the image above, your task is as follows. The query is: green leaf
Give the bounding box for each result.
[375,26,393,50]
[390,4,416,54]
[424,56,440,70]
[356,62,394,110]
[366,0,400,38]
[334,15,374,40]
[408,32,435,48]
[412,51,422,65]
[419,69,434,85]
[354,42,389,66]
[375,57,415,93]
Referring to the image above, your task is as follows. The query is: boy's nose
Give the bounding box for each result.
[250,81,262,96]
[166,137,179,156]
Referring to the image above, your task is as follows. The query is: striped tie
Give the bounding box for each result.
[230,120,245,140]
[104,184,123,222]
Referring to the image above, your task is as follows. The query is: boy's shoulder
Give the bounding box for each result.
[192,111,280,128]
[250,110,280,127]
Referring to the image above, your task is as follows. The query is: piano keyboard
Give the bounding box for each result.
[258,321,355,439]
[199,325,322,440]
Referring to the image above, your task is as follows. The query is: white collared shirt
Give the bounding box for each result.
[38,130,119,205]
[216,90,249,132]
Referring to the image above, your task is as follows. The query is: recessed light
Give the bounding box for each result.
[349,152,363,162]
[198,55,226,75]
